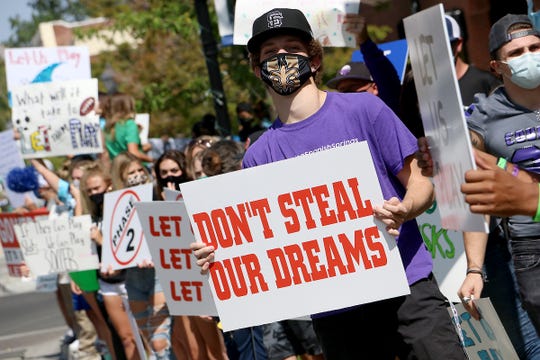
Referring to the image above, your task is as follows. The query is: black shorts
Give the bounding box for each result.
[312,274,467,360]
[263,320,322,360]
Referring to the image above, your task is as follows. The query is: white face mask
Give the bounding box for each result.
[502,52,540,89]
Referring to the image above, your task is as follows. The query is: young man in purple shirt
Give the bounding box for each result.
[193,8,466,359]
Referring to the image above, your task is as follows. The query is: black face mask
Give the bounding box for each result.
[159,175,186,190]
[89,192,105,208]
[260,53,313,96]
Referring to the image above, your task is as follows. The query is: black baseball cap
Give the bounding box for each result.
[326,62,373,89]
[489,14,540,54]
[247,8,314,53]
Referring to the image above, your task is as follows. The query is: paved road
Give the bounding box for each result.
[0,249,67,359]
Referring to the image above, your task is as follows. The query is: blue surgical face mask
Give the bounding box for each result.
[529,0,540,31]
[502,52,540,89]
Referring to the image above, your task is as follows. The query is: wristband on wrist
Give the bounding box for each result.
[497,157,508,170]
[534,183,540,222]
[466,268,487,282]
[511,165,519,177]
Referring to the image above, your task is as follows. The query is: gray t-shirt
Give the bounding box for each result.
[468,87,540,238]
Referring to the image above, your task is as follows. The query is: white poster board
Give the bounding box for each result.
[0,130,35,208]
[233,0,361,47]
[163,188,183,202]
[0,210,49,277]
[403,4,488,232]
[134,113,150,145]
[4,46,91,93]
[417,202,465,303]
[14,215,99,276]
[451,298,519,359]
[137,201,218,316]
[101,184,153,271]
[180,141,409,331]
[10,79,102,159]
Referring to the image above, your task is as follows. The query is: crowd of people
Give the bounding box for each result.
[4,4,540,360]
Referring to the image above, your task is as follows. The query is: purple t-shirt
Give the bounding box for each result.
[243,91,432,286]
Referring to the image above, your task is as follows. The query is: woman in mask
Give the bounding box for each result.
[111,152,173,360]
[80,162,138,360]
[153,150,229,360]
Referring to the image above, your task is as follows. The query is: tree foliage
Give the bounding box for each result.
[3,0,393,137]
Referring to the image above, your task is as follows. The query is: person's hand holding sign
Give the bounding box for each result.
[190,242,215,275]
[373,197,408,236]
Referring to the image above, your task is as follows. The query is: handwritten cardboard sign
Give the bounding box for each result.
[0,210,49,277]
[14,215,99,276]
[180,141,409,331]
[10,79,101,159]
[403,4,488,232]
[451,298,519,359]
[4,46,91,93]
[233,0,360,47]
[137,201,218,316]
[101,184,153,271]
[417,201,466,303]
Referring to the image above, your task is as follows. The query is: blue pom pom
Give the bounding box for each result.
[6,167,39,193]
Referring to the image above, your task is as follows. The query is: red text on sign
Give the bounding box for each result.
[149,216,182,237]
[192,199,274,249]
[169,281,203,302]
[278,178,372,234]
[267,226,387,288]
[159,248,192,269]
[210,254,269,300]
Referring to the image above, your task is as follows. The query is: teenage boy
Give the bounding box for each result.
[193,8,466,359]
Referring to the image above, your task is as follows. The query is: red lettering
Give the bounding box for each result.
[292,189,316,230]
[241,253,269,294]
[250,199,274,239]
[211,209,234,248]
[169,280,203,301]
[192,212,218,248]
[159,248,192,269]
[278,193,300,234]
[311,185,337,226]
[333,181,358,222]
[209,261,231,300]
[347,178,373,218]
[323,235,348,277]
[338,230,373,272]
[365,226,387,267]
[301,240,328,281]
[225,204,253,245]
[267,248,292,288]
[283,244,312,284]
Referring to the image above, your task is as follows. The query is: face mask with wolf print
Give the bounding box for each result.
[260,53,313,96]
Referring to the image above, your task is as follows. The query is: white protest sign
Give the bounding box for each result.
[163,188,183,202]
[180,141,409,331]
[14,215,99,276]
[0,209,49,277]
[4,46,91,93]
[451,298,519,359]
[134,113,150,145]
[137,201,218,316]
[403,4,488,232]
[418,202,465,303]
[10,79,102,159]
[101,184,153,271]
[233,0,361,47]
[0,130,36,208]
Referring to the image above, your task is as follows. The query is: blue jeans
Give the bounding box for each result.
[484,232,540,360]
[511,238,540,336]
[224,326,268,360]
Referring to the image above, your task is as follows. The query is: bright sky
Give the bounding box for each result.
[0,0,33,43]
